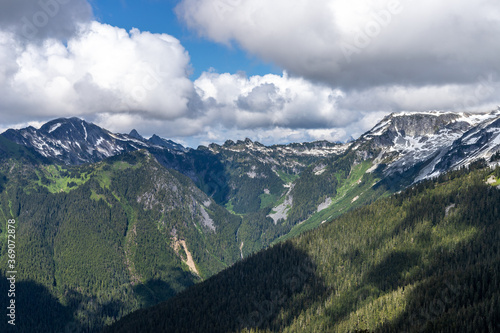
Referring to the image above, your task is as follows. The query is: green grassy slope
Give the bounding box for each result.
[276,160,389,243]
[105,165,500,333]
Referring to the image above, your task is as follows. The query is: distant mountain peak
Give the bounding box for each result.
[128,129,144,141]
[363,110,495,141]
[1,117,186,164]
[354,109,500,184]
[147,134,188,152]
[222,140,236,147]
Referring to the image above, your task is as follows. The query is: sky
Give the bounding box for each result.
[0,0,499,147]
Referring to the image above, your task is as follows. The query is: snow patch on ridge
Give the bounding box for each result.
[48,123,62,133]
[313,164,327,175]
[82,122,87,141]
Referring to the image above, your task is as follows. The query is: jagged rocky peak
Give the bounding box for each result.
[220,138,268,150]
[240,138,267,148]
[148,134,169,147]
[218,138,251,150]
[128,129,144,141]
[222,140,236,148]
[234,138,253,146]
[147,134,188,152]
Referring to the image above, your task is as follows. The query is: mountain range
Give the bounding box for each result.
[4,109,500,188]
[1,109,500,332]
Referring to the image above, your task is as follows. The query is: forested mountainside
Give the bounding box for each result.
[0,147,241,332]
[105,162,500,333]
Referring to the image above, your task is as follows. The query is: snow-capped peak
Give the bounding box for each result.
[358,109,500,184]
[1,117,188,165]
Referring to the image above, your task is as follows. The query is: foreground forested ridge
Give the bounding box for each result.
[0,148,241,332]
[106,164,500,332]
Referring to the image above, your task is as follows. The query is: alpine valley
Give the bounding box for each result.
[1,110,500,332]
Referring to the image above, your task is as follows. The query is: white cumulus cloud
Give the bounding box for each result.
[193,71,348,129]
[0,21,194,125]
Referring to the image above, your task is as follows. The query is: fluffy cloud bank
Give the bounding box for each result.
[95,71,365,146]
[0,21,194,126]
[176,0,500,89]
[194,72,348,129]
[0,0,374,145]
[1,0,499,147]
